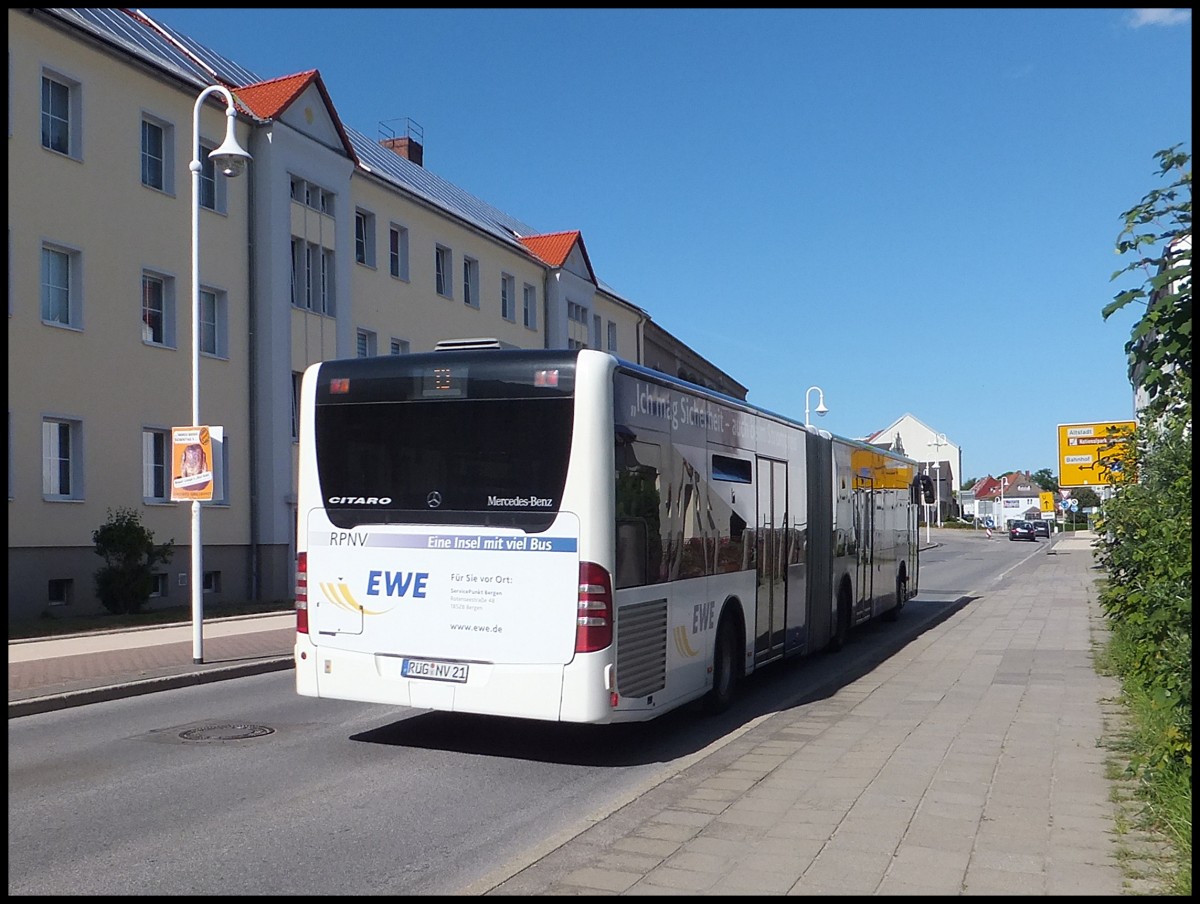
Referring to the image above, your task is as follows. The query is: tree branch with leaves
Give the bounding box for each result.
[1104,144,1191,422]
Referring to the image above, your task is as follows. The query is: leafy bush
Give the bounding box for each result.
[92,507,175,615]
[1094,415,1192,776]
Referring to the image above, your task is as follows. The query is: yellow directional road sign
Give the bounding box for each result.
[1057,421,1135,488]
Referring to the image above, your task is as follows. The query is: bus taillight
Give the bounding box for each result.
[295,552,309,635]
[575,561,613,653]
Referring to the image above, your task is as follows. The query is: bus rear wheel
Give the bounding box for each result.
[884,571,906,622]
[705,615,739,714]
[828,592,851,652]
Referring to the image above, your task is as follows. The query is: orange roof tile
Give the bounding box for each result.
[235,71,319,120]
[519,231,579,267]
[519,231,597,284]
[234,70,356,162]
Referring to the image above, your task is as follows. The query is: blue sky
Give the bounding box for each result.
[141,7,1192,482]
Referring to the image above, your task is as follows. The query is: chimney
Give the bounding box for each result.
[379,118,424,166]
[381,136,423,166]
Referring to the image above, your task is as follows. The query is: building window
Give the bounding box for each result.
[523,283,537,329]
[42,417,82,499]
[290,176,333,215]
[199,288,227,357]
[143,428,169,502]
[567,300,589,349]
[356,328,376,358]
[435,246,451,298]
[141,116,174,193]
[501,274,516,321]
[141,272,175,347]
[48,578,73,607]
[463,256,480,308]
[607,320,618,353]
[41,243,80,327]
[291,372,302,440]
[149,573,169,598]
[389,224,409,280]
[41,72,78,157]
[355,209,375,266]
[203,571,221,593]
[592,314,602,349]
[198,144,223,212]
[292,240,334,314]
[319,247,334,314]
[390,338,410,355]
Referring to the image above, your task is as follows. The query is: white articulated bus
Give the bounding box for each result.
[294,346,930,723]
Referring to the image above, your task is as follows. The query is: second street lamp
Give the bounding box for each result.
[804,386,828,427]
[930,432,947,527]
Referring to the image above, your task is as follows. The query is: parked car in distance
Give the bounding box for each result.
[1031,520,1051,538]
[1009,520,1038,541]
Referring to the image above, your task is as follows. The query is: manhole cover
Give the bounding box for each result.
[179,723,275,741]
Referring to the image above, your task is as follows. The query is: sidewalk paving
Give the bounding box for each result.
[478,532,1140,895]
[7,612,295,718]
[8,531,1151,894]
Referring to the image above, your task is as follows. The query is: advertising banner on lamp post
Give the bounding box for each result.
[171,426,215,502]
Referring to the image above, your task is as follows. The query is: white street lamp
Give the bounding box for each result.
[997,475,1009,531]
[930,432,948,528]
[804,385,828,427]
[190,85,250,664]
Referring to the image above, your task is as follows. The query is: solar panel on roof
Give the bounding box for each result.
[51,9,211,86]
[347,125,542,247]
[153,19,264,86]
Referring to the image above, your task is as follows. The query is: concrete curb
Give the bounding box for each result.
[8,656,294,719]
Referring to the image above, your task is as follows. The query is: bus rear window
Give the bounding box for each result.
[314,397,573,530]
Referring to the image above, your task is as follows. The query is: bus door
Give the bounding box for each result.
[805,435,833,649]
[754,457,788,663]
[853,474,874,621]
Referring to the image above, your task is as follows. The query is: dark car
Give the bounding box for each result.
[1009,520,1037,541]
[1031,520,1051,538]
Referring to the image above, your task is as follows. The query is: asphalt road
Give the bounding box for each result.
[8,531,1042,895]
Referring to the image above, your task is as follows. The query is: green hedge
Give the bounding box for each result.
[1094,416,1192,776]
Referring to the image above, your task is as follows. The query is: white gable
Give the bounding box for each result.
[275,83,343,149]
[562,243,592,283]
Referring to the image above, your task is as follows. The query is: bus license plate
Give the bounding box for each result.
[401,658,469,683]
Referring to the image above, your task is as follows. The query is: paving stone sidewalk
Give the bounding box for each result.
[483,535,1135,895]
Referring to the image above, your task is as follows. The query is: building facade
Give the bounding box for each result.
[971,473,1044,528]
[7,8,744,623]
[863,413,962,524]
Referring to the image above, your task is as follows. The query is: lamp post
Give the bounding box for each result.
[997,475,1008,531]
[804,385,828,427]
[189,85,251,664]
[930,432,947,527]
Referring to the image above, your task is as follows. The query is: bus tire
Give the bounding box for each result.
[884,569,906,622]
[828,589,851,652]
[705,614,740,714]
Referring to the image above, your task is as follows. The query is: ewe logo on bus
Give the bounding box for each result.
[674,600,715,658]
[317,569,428,617]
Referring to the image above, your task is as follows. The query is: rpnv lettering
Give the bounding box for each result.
[366,570,429,598]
